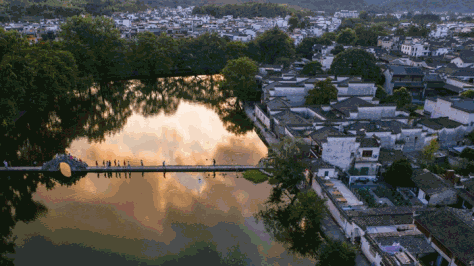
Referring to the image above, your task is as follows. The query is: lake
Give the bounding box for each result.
[5,78,316,266]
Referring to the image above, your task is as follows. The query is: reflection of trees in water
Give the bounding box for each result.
[131,75,254,136]
[0,75,256,263]
[0,172,54,265]
[133,78,182,117]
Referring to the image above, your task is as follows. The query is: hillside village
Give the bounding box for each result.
[3,6,474,266]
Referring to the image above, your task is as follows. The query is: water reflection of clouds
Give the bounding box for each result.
[11,101,315,265]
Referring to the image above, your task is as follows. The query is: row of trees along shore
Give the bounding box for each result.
[0,15,387,133]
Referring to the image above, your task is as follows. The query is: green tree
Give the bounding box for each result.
[255,27,295,64]
[359,11,369,21]
[0,28,29,63]
[461,90,474,99]
[0,48,80,113]
[395,27,406,35]
[460,148,474,161]
[132,32,175,76]
[305,78,338,105]
[255,190,327,258]
[300,61,324,76]
[322,32,337,41]
[467,129,474,144]
[296,37,332,59]
[329,48,383,85]
[225,41,248,61]
[389,87,412,108]
[422,139,440,163]
[336,28,358,45]
[220,57,259,102]
[355,25,382,46]
[60,15,124,81]
[316,239,357,266]
[375,85,388,101]
[298,17,310,29]
[331,44,345,56]
[384,159,414,188]
[289,15,299,32]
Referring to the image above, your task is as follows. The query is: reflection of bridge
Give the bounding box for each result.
[0,165,268,173]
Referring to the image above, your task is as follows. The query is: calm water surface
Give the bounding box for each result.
[8,101,316,265]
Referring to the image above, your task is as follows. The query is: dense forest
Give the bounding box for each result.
[0,0,149,21]
[192,3,314,18]
[365,0,474,13]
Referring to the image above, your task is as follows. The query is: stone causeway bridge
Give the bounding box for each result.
[0,165,267,173]
[0,154,273,176]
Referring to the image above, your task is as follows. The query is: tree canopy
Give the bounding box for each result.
[331,44,345,56]
[254,27,295,64]
[329,48,383,84]
[316,239,357,266]
[422,139,440,163]
[461,90,474,99]
[296,37,332,59]
[300,61,324,76]
[60,15,125,81]
[460,148,474,161]
[220,57,259,102]
[305,78,338,105]
[384,159,414,188]
[336,28,358,46]
[387,87,412,108]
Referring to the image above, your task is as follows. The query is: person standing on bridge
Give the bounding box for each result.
[3,160,8,169]
[118,161,120,167]
[141,160,143,166]
[163,161,165,167]
[128,161,131,168]
[103,160,105,168]
[123,160,126,168]
[213,159,216,166]
[96,161,98,167]
[114,159,116,166]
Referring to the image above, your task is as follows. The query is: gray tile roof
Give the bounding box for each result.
[378,149,406,165]
[417,117,463,130]
[423,73,444,82]
[358,136,381,148]
[388,65,425,76]
[266,98,291,110]
[411,171,453,195]
[272,109,310,126]
[346,120,408,134]
[309,126,346,144]
[453,68,474,77]
[443,84,464,93]
[451,99,474,113]
[347,206,436,230]
[331,97,374,117]
[463,178,474,193]
[372,232,435,255]
[415,207,474,266]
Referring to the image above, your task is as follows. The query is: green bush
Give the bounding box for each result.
[242,170,269,184]
[355,188,379,208]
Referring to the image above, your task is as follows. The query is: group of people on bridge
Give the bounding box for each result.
[94,159,217,168]
[96,159,143,168]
